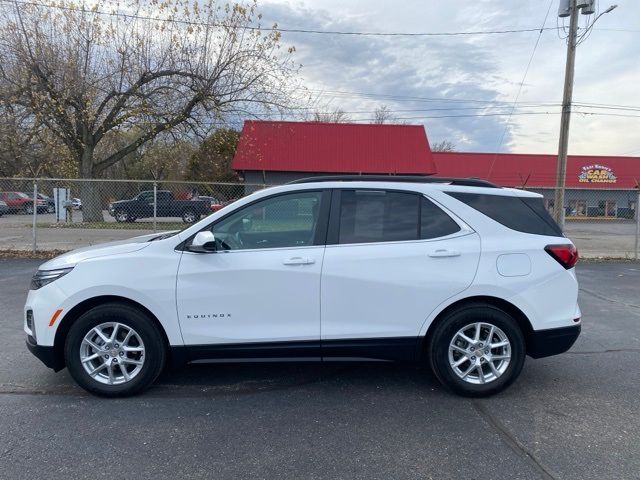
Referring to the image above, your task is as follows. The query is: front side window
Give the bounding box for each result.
[137,192,154,202]
[210,191,322,250]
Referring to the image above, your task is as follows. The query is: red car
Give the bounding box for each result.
[0,191,46,214]
[193,196,225,212]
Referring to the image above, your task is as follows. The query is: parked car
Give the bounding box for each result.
[25,176,580,398]
[0,200,8,216]
[0,191,46,214]
[108,190,210,223]
[71,198,82,210]
[23,192,56,214]
[193,195,225,213]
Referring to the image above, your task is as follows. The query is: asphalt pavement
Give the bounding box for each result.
[0,259,639,479]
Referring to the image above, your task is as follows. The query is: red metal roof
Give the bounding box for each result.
[232,120,436,175]
[434,152,640,189]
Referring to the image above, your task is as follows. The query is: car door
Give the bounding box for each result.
[154,191,173,217]
[320,189,481,360]
[176,189,330,351]
[133,191,154,218]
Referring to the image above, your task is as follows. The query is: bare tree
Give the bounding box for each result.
[373,105,398,124]
[311,108,350,123]
[0,0,297,220]
[431,140,456,152]
[0,103,75,177]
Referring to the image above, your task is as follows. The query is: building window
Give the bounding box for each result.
[544,198,555,214]
[598,200,617,218]
[568,200,587,217]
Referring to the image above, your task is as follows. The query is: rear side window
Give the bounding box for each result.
[337,190,461,244]
[339,190,418,244]
[446,192,563,236]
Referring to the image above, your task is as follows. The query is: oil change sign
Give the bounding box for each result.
[578,164,617,184]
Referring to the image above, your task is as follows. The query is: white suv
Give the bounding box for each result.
[24,176,581,397]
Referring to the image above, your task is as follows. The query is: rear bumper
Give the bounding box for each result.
[26,335,63,371]
[527,325,581,359]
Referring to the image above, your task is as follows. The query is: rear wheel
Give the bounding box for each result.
[46,204,55,214]
[24,204,34,214]
[427,304,525,397]
[182,209,199,223]
[64,303,166,397]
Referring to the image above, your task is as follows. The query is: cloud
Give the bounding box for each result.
[260,0,640,155]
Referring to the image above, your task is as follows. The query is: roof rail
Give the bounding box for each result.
[287,175,500,188]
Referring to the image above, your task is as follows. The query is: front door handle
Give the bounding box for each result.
[428,249,461,258]
[282,257,315,265]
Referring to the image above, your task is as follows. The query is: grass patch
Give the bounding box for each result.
[0,249,68,259]
[36,222,185,230]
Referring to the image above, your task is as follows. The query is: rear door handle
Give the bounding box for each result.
[428,249,461,258]
[282,257,315,265]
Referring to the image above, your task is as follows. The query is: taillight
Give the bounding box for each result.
[545,244,579,269]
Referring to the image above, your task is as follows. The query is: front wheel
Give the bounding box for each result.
[427,304,525,397]
[64,303,166,397]
[114,209,130,223]
[24,204,34,214]
[46,204,55,214]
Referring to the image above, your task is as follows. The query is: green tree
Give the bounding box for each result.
[185,128,240,183]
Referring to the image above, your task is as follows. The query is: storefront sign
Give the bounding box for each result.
[578,164,617,184]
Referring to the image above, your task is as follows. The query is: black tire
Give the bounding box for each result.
[114,209,129,223]
[46,204,55,214]
[64,303,166,397]
[427,303,526,397]
[24,204,34,214]
[182,209,199,223]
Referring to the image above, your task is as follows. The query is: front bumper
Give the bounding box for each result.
[26,335,63,371]
[527,324,581,359]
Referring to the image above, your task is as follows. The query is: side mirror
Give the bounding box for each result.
[187,231,217,253]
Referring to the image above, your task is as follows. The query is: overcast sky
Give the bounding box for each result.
[260,0,640,156]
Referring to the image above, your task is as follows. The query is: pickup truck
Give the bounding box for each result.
[108,190,210,223]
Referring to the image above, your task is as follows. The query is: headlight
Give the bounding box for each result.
[30,267,74,290]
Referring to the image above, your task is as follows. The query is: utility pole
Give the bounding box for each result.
[553,0,579,229]
[554,0,618,229]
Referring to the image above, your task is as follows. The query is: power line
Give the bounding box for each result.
[3,0,563,37]
[256,111,640,122]
[306,89,640,112]
[488,0,554,179]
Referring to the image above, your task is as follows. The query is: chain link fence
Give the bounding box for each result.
[0,177,265,252]
[0,177,638,258]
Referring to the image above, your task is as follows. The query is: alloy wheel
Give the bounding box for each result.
[115,211,129,222]
[183,210,196,223]
[448,322,511,385]
[80,322,146,385]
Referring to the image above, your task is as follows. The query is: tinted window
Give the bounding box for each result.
[446,192,563,236]
[137,192,154,202]
[421,197,461,239]
[211,191,322,250]
[338,190,419,244]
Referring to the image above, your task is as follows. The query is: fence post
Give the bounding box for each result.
[635,188,639,261]
[32,179,38,252]
[153,181,157,233]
